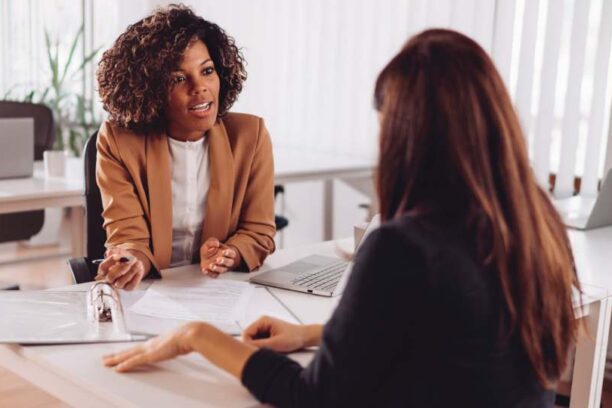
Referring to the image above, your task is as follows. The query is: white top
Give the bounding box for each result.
[167,136,210,267]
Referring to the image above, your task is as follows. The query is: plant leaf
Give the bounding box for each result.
[59,24,83,86]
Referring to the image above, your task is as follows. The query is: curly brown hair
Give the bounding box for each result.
[97,4,247,133]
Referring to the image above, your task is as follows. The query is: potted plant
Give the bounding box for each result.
[3,24,102,169]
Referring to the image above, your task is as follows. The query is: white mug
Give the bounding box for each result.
[43,150,66,178]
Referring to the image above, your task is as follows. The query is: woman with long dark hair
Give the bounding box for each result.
[103,29,579,407]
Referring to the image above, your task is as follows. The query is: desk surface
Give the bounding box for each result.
[0,239,352,408]
[3,229,610,408]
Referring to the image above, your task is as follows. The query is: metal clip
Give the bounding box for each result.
[88,282,119,322]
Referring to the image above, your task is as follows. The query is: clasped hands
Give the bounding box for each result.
[199,237,242,278]
[96,237,241,289]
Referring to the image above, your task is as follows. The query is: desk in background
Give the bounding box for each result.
[0,148,374,258]
[0,160,84,257]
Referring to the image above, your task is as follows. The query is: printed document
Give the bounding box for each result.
[128,279,254,335]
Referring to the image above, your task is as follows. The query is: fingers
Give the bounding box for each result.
[106,260,139,288]
[123,268,145,291]
[245,336,285,350]
[97,254,144,289]
[202,238,220,254]
[202,248,237,278]
[114,352,152,372]
[243,316,273,341]
[104,348,152,372]
[97,250,134,279]
[103,345,144,367]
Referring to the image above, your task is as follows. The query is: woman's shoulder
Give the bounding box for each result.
[98,120,136,139]
[220,112,262,130]
[98,120,147,148]
[220,112,267,140]
[359,214,473,273]
[219,112,270,152]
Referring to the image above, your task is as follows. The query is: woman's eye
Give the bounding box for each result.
[203,67,215,75]
[173,76,186,84]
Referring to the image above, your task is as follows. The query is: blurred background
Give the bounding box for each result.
[0,0,611,280]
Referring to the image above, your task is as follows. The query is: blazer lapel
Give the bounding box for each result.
[202,120,234,243]
[146,132,172,269]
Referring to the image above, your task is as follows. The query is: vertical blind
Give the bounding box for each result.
[494,0,612,197]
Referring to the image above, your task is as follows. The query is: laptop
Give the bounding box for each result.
[250,215,381,297]
[0,118,34,179]
[553,169,612,230]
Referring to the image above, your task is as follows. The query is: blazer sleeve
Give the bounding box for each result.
[225,119,276,271]
[96,122,158,271]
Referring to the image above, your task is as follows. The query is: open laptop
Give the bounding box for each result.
[553,169,612,230]
[250,215,381,297]
[0,118,34,179]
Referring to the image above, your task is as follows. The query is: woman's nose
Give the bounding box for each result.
[191,78,208,95]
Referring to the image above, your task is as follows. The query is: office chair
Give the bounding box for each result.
[0,101,55,243]
[69,131,290,284]
[68,131,106,283]
[274,185,289,231]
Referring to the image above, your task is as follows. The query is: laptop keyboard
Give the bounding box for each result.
[291,260,348,292]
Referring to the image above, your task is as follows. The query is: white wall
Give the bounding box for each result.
[143,0,498,246]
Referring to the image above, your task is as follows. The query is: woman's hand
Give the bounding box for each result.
[199,238,242,278]
[104,322,256,379]
[97,248,151,290]
[103,322,202,372]
[243,316,323,353]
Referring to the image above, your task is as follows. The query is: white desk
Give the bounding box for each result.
[0,239,348,408]
[0,236,609,408]
[274,148,374,240]
[568,226,612,407]
[0,160,85,257]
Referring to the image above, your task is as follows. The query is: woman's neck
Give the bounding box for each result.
[167,127,206,142]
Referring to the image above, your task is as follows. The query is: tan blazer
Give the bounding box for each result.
[96,112,276,273]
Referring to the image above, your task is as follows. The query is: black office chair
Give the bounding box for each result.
[68,131,106,283]
[69,132,291,284]
[274,185,289,231]
[0,101,55,243]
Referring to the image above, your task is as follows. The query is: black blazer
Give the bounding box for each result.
[242,214,554,407]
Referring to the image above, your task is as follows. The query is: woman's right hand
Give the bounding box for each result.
[243,316,322,353]
[97,247,151,290]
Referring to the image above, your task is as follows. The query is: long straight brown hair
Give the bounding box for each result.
[374,29,579,387]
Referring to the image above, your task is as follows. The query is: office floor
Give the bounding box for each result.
[1,228,612,407]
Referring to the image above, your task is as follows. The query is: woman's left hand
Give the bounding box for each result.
[103,322,201,372]
[199,238,242,278]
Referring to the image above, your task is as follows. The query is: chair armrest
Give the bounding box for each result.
[67,257,97,284]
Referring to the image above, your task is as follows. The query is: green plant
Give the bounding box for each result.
[42,25,102,154]
[2,24,102,156]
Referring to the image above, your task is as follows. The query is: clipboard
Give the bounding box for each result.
[0,282,148,344]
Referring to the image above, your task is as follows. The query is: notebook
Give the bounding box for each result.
[0,282,146,344]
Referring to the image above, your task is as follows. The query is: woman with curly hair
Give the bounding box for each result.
[95,4,275,290]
